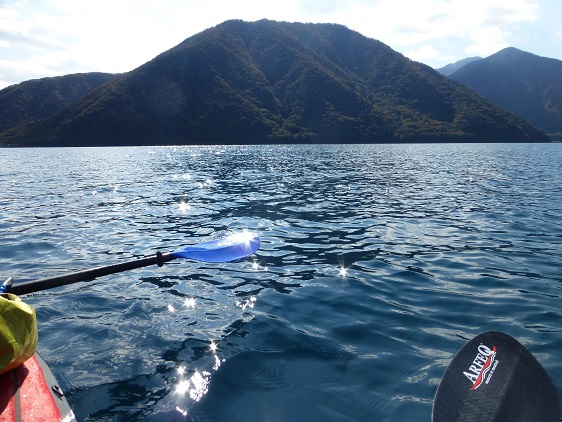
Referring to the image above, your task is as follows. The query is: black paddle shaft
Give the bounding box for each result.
[9,252,175,295]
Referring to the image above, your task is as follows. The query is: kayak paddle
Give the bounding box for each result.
[432,331,560,421]
[6,232,260,296]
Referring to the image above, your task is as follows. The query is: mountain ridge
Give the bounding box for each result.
[437,57,482,76]
[0,72,120,135]
[0,20,548,146]
[448,47,562,134]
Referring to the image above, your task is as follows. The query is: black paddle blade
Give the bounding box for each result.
[432,331,560,421]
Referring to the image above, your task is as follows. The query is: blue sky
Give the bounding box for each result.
[1,0,560,89]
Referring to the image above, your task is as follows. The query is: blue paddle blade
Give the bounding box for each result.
[171,233,260,262]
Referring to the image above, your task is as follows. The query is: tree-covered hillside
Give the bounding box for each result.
[0,21,548,146]
[449,48,562,135]
[0,72,119,134]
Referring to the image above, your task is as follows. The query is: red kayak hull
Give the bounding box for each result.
[0,354,75,422]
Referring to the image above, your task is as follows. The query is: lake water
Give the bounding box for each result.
[1,144,561,421]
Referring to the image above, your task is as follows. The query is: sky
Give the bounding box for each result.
[1,0,561,89]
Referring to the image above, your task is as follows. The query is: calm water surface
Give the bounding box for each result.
[1,144,561,421]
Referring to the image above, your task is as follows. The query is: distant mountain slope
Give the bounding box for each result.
[437,57,482,76]
[0,73,120,134]
[0,21,547,146]
[449,48,562,134]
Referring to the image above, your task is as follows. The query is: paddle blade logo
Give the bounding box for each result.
[463,344,498,390]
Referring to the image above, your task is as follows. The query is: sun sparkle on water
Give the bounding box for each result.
[174,370,211,402]
[175,407,188,417]
[235,296,257,311]
[189,371,210,401]
[213,355,222,371]
[175,380,190,395]
[178,199,191,212]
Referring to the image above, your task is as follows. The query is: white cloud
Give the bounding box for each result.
[327,0,540,67]
[405,44,443,64]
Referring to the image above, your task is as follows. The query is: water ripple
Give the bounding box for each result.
[1,144,561,420]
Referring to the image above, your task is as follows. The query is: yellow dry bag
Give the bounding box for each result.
[0,292,38,375]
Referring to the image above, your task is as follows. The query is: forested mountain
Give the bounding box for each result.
[449,48,562,134]
[0,20,548,146]
[436,57,482,76]
[0,73,119,134]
